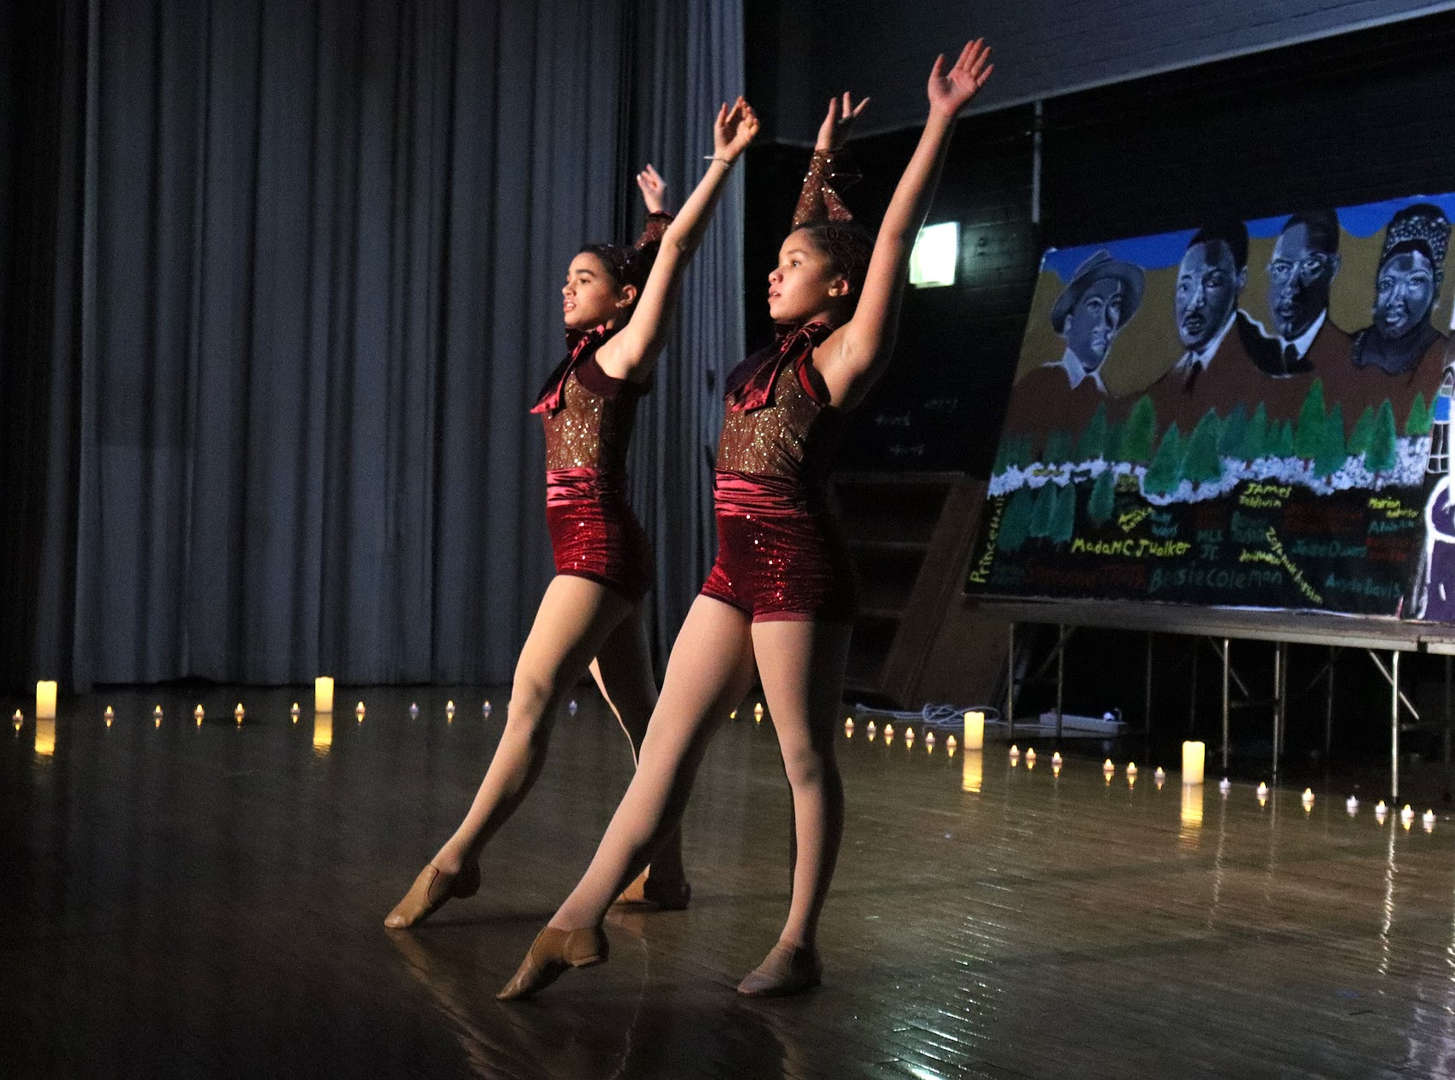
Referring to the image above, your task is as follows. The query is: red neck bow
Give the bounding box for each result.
[531,326,612,415]
[725,321,833,413]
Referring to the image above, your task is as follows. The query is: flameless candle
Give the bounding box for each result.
[1301,788,1314,809]
[1423,809,1436,830]
[35,681,57,720]
[1181,741,1205,786]
[866,720,877,740]
[925,731,935,750]
[290,702,300,720]
[104,705,114,721]
[844,717,854,737]
[569,700,578,716]
[1025,747,1036,763]
[34,719,55,757]
[1219,777,1231,795]
[409,703,419,718]
[194,705,205,722]
[445,700,456,717]
[12,709,22,729]
[730,709,737,719]
[1126,762,1137,777]
[1008,744,1020,759]
[946,734,958,755]
[313,711,333,753]
[884,723,895,743]
[963,710,985,750]
[904,727,916,748]
[754,702,764,723]
[314,677,335,713]
[482,700,492,716]
[1103,758,1115,774]
[1052,762,1061,777]
[1154,766,1166,782]
[235,703,245,723]
[1256,781,1269,799]
[1401,804,1415,825]
[355,701,365,721]
[1346,795,1359,815]
[1051,751,1062,766]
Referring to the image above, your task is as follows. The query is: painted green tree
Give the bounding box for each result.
[1103,421,1123,462]
[1348,404,1376,455]
[1183,411,1224,486]
[1314,402,1347,478]
[1076,402,1109,461]
[1293,378,1326,459]
[998,489,1035,552]
[1143,422,1184,496]
[1029,484,1057,539]
[1238,402,1269,462]
[1087,469,1117,525]
[1218,404,1247,458]
[1406,391,1433,436]
[1050,484,1077,544]
[1042,429,1075,465]
[999,489,1033,550]
[1365,399,1397,476]
[1271,420,1295,459]
[1120,396,1157,464]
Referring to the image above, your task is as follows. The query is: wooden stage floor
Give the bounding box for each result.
[6,685,1455,1078]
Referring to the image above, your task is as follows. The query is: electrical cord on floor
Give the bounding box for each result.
[850,702,1004,730]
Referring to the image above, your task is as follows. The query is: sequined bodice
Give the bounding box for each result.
[716,360,842,498]
[541,361,641,476]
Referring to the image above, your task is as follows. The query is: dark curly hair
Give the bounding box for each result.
[796,218,874,296]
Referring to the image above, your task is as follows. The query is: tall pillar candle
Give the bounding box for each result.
[36,681,57,720]
[1182,740,1205,785]
[314,676,335,713]
[963,710,985,750]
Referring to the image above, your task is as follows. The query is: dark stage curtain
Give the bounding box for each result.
[0,0,744,690]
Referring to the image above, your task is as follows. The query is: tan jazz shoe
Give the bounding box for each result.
[495,925,608,1000]
[736,941,822,997]
[383,862,481,929]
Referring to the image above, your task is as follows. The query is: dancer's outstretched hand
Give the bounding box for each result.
[927,38,993,119]
[636,163,668,214]
[815,92,869,151]
[714,96,760,162]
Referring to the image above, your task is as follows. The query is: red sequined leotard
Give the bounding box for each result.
[531,328,652,601]
[699,322,857,621]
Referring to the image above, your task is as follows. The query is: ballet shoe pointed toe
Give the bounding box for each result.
[736,942,822,997]
[383,862,481,929]
[496,925,608,1001]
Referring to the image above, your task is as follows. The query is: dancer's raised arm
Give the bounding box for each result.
[814,38,992,407]
[597,97,759,380]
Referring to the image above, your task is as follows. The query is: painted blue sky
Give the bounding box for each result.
[1039,192,1455,282]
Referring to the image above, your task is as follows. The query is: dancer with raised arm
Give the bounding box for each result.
[497,38,993,999]
[385,99,760,929]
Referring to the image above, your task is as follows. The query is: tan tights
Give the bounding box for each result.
[549,596,851,951]
[429,575,683,883]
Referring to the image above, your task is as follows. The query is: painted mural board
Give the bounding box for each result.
[967,194,1455,620]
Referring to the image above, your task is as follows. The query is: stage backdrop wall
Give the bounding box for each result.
[0,0,743,689]
[968,193,1455,620]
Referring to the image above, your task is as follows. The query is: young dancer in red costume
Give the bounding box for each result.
[497,38,994,998]
[385,100,760,930]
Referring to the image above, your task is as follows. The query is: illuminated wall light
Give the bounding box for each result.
[908,221,959,288]
[314,676,334,713]
[36,681,57,720]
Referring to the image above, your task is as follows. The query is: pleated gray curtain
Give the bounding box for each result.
[0,0,743,689]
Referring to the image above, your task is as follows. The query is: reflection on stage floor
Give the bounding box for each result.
[5,685,1455,1078]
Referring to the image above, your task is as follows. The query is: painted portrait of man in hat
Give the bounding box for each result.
[1002,250,1145,442]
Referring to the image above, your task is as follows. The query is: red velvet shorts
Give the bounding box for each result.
[699,478,857,623]
[546,469,652,602]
